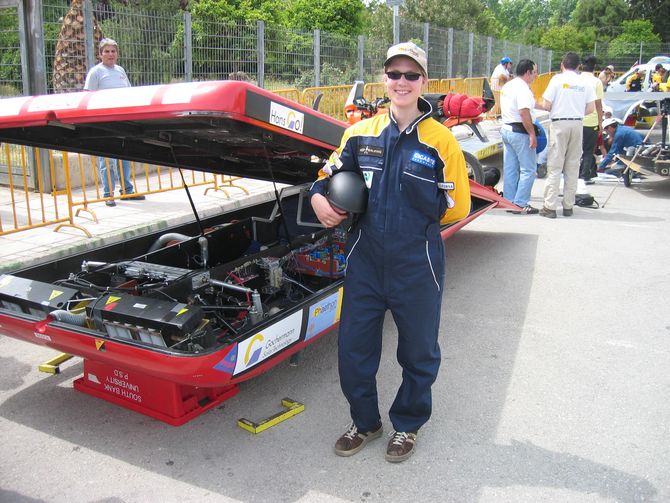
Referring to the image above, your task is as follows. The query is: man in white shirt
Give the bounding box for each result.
[84,38,144,206]
[491,56,513,92]
[500,59,539,214]
[539,52,596,218]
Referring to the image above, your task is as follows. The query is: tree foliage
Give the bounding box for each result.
[189,0,289,24]
[402,0,496,35]
[607,19,662,57]
[286,0,364,35]
[540,24,597,60]
[0,9,22,94]
[360,0,393,43]
[494,0,550,41]
[628,0,670,42]
[571,0,630,40]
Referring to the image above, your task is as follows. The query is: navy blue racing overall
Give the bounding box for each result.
[310,97,470,433]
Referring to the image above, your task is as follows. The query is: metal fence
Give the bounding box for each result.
[1,0,554,97]
[593,41,670,73]
[0,4,23,96]
[4,1,670,98]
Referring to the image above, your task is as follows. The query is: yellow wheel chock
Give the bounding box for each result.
[38,353,74,374]
[237,398,305,434]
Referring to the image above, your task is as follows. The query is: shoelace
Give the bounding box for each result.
[390,431,409,446]
[343,423,359,440]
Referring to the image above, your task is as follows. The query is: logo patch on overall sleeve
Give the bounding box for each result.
[437,182,454,190]
[410,151,436,168]
[323,152,343,175]
[358,145,384,157]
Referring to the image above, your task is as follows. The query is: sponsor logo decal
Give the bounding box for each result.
[437,182,455,190]
[244,334,265,366]
[305,289,342,341]
[269,102,304,134]
[214,345,238,374]
[410,151,436,168]
[358,145,384,157]
[234,311,302,375]
[562,83,585,91]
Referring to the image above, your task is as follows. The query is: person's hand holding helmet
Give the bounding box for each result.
[311,170,368,228]
[311,193,349,228]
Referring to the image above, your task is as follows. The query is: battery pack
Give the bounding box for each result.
[87,293,203,347]
[0,274,81,317]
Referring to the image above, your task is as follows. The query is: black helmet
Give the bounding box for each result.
[326,171,368,214]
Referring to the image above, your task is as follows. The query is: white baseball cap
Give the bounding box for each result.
[602,117,620,129]
[384,42,428,76]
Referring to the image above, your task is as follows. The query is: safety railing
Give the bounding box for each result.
[1,75,554,238]
[531,72,556,102]
[301,85,353,122]
[0,145,249,237]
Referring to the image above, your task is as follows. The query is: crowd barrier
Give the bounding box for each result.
[0,144,248,237]
[1,74,553,238]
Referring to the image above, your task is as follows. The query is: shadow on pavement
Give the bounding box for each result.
[0,229,657,503]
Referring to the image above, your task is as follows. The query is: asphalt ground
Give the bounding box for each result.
[1,152,670,502]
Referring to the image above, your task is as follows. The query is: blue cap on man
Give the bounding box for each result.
[501,56,512,64]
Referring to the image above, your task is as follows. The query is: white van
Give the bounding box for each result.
[606,56,670,92]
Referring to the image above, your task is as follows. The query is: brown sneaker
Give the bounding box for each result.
[334,423,383,457]
[539,206,557,219]
[385,431,417,463]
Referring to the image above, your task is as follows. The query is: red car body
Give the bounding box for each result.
[0,81,515,425]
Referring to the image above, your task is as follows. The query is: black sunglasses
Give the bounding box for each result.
[385,71,422,81]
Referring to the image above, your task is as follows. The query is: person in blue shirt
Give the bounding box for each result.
[599,118,644,177]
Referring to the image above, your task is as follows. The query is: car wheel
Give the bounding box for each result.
[463,151,485,185]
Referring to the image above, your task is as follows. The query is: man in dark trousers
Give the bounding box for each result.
[310,42,470,463]
[579,55,604,184]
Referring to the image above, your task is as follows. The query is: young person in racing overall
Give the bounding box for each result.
[309,42,470,463]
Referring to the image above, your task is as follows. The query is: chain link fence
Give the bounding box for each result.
[593,41,670,73]
[1,0,555,97]
[0,5,23,96]
[4,1,669,98]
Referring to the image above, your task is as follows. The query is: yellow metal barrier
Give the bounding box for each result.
[0,144,72,236]
[273,88,301,103]
[488,89,502,119]
[301,85,353,122]
[442,78,465,94]
[0,144,253,238]
[463,78,486,97]
[426,79,443,94]
[363,83,386,102]
[531,72,556,102]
